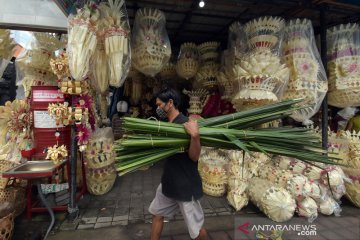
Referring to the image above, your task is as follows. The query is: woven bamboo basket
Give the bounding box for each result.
[0,212,14,240]
[85,137,114,169]
[328,89,360,108]
[0,188,15,218]
[85,152,115,169]
[0,161,16,189]
[342,167,360,208]
[159,62,176,80]
[176,58,199,80]
[202,181,226,197]
[13,187,26,217]
[86,165,116,195]
[197,42,220,62]
[132,45,170,77]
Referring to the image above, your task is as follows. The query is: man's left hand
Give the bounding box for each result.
[183,120,200,138]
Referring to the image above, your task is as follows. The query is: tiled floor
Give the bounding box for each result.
[13,161,360,240]
[76,162,249,230]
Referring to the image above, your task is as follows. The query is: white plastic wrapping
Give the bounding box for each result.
[131,8,171,77]
[297,197,318,222]
[67,3,99,81]
[248,178,296,222]
[232,16,289,110]
[282,19,328,125]
[176,42,200,80]
[0,29,15,77]
[327,23,360,107]
[98,0,131,87]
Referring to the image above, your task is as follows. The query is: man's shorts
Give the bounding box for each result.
[148,184,204,239]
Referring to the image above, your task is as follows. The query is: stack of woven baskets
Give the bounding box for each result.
[0,160,26,240]
[84,128,116,195]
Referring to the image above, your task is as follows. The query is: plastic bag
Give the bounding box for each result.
[297,197,318,223]
[67,3,99,81]
[327,23,360,107]
[232,16,289,111]
[131,8,171,77]
[176,42,200,80]
[282,18,328,124]
[98,0,131,87]
[227,21,246,64]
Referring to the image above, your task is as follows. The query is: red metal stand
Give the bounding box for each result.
[25,158,87,220]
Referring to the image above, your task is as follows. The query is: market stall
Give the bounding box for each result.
[1,0,360,239]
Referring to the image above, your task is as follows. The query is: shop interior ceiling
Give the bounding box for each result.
[122,0,360,47]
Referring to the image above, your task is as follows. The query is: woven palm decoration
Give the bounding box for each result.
[16,33,61,97]
[217,68,235,100]
[259,164,312,200]
[132,8,171,77]
[248,178,296,222]
[327,23,360,107]
[198,147,228,197]
[176,42,200,80]
[282,18,328,124]
[244,16,285,51]
[232,50,289,110]
[232,16,288,110]
[86,165,116,195]
[227,183,249,211]
[195,62,220,90]
[67,3,99,81]
[183,89,208,115]
[0,29,16,77]
[159,62,177,80]
[198,41,220,63]
[98,0,131,88]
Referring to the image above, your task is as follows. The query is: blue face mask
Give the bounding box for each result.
[156,106,167,120]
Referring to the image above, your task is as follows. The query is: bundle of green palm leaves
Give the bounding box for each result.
[114,99,337,176]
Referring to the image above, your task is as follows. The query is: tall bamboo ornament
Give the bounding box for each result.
[98,0,131,88]
[132,8,171,77]
[67,3,99,81]
[282,19,328,125]
[176,42,200,80]
[327,23,360,108]
[195,42,220,90]
[232,16,289,110]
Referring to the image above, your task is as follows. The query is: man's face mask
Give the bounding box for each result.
[156,101,170,120]
[156,106,167,120]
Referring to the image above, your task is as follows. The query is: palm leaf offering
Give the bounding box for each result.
[114,99,339,176]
